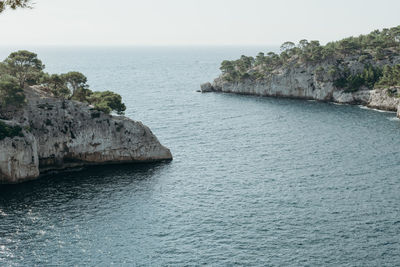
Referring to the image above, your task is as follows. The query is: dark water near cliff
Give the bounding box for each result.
[1,47,400,266]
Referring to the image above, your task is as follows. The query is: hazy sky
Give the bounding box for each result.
[1,0,400,46]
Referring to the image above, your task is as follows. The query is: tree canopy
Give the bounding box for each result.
[61,71,88,94]
[0,0,32,13]
[218,25,400,88]
[41,73,71,98]
[3,50,44,88]
[0,75,25,108]
[0,120,23,140]
[88,91,126,115]
[375,65,400,88]
[0,50,127,115]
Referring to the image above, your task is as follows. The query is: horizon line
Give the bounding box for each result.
[0,44,281,47]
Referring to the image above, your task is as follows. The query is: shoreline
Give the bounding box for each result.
[0,86,173,184]
[201,87,400,116]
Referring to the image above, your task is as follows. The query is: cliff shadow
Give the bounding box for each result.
[0,161,172,213]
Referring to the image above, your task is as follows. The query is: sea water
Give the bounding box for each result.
[0,47,400,266]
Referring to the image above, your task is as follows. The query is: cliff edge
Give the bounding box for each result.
[0,86,172,184]
[202,65,400,115]
[202,26,400,117]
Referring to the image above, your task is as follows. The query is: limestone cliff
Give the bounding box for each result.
[202,55,400,116]
[0,86,172,184]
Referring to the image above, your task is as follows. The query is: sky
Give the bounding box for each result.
[0,0,400,46]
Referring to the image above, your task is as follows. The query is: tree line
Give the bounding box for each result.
[219,25,400,90]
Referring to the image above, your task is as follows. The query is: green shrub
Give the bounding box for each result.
[358,55,369,63]
[71,87,93,102]
[219,25,400,83]
[333,65,383,92]
[386,88,398,97]
[0,121,23,140]
[2,50,44,88]
[0,50,127,115]
[375,65,400,88]
[40,73,71,98]
[0,76,26,108]
[88,91,126,115]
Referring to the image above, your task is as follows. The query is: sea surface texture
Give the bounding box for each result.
[0,47,400,266]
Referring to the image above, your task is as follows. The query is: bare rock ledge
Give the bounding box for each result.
[0,86,172,184]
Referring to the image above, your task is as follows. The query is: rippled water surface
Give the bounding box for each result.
[1,47,400,266]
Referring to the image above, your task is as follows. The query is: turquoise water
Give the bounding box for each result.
[1,47,400,266]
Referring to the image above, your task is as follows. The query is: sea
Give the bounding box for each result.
[0,46,400,266]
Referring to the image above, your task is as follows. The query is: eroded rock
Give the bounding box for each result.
[0,86,172,184]
[204,57,400,117]
[200,82,214,93]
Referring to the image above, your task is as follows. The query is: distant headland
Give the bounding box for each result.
[202,25,400,117]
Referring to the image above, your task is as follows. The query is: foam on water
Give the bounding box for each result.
[358,105,397,113]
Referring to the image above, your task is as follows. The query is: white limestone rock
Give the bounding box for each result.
[0,124,39,183]
[207,57,400,114]
[367,88,400,111]
[0,86,172,184]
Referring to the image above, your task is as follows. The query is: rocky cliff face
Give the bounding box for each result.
[203,56,400,116]
[0,86,172,184]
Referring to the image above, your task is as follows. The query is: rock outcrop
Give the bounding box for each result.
[0,86,172,184]
[202,55,400,116]
[200,82,213,93]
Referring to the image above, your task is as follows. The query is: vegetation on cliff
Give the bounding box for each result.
[219,25,400,92]
[332,64,383,92]
[0,120,23,140]
[0,75,26,108]
[0,50,126,114]
[375,65,400,88]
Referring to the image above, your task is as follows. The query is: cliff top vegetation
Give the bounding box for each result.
[219,25,400,91]
[0,50,126,115]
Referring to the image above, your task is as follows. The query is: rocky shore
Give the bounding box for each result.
[201,56,400,117]
[0,86,172,184]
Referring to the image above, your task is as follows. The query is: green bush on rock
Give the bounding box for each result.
[0,76,26,108]
[0,120,23,140]
[375,65,400,88]
[0,50,127,115]
[2,50,44,88]
[219,25,400,85]
[88,91,126,115]
[333,65,383,92]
